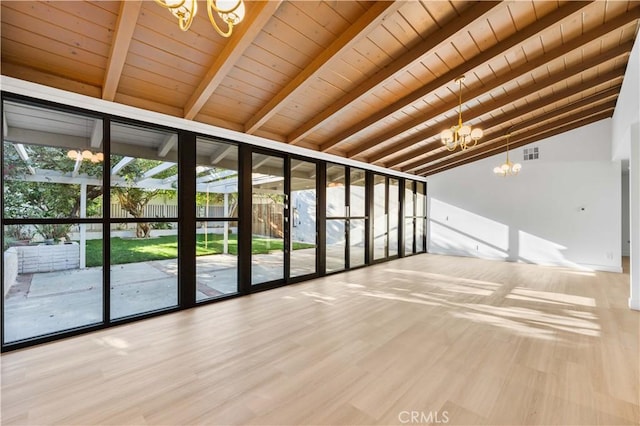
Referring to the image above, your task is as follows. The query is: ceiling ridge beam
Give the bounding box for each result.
[284,1,502,145]
[398,83,622,171]
[421,110,613,177]
[414,100,616,173]
[243,1,400,134]
[416,106,614,176]
[358,7,640,162]
[183,1,283,120]
[103,0,143,101]
[318,1,593,152]
[368,41,632,166]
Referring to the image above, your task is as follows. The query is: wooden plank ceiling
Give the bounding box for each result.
[1,1,639,177]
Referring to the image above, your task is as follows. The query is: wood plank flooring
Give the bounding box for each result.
[1,254,638,425]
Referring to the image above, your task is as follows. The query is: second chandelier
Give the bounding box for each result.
[440,76,483,151]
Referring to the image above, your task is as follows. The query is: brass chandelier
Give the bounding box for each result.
[67,150,104,163]
[440,76,483,151]
[492,135,522,177]
[154,0,245,36]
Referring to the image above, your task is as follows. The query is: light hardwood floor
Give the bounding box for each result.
[1,254,638,425]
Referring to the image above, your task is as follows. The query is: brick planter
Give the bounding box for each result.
[14,243,80,274]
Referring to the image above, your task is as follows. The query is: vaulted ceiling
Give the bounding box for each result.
[1,1,638,176]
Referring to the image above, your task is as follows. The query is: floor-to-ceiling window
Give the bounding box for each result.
[403,179,427,256]
[404,180,415,255]
[109,121,179,319]
[389,178,399,257]
[251,152,285,285]
[195,137,238,301]
[373,174,387,261]
[325,164,346,273]
[1,94,426,350]
[290,159,317,278]
[2,101,104,342]
[325,163,367,272]
[349,168,366,268]
[416,181,427,253]
[371,173,403,262]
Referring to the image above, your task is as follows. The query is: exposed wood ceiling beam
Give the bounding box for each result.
[285,1,502,145]
[318,1,593,152]
[353,8,640,162]
[2,63,102,99]
[422,110,613,177]
[183,1,283,120]
[415,101,616,174]
[157,134,177,158]
[102,0,142,101]
[407,98,618,173]
[417,106,614,176]
[367,41,632,167]
[244,1,399,134]
[398,82,622,171]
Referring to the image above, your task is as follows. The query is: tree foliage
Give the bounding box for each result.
[3,144,103,223]
[110,156,177,238]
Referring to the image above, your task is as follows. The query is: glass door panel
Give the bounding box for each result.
[195,138,239,301]
[326,164,346,217]
[373,174,387,260]
[416,182,426,253]
[404,180,415,255]
[251,154,285,285]
[290,159,317,278]
[389,178,399,257]
[326,164,347,272]
[2,101,105,343]
[349,219,366,267]
[349,168,366,217]
[109,122,179,320]
[326,219,346,273]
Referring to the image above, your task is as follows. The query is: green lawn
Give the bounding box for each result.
[85,233,313,267]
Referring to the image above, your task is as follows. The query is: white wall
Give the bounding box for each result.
[427,119,622,272]
[611,31,640,310]
[612,31,640,161]
[622,171,630,256]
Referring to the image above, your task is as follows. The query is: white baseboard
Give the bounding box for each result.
[428,249,623,273]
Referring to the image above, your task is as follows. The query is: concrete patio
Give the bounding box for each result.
[3,249,323,343]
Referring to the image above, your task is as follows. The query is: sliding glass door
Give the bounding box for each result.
[325,163,368,273]
[403,180,427,256]
[251,153,285,285]
[289,159,317,279]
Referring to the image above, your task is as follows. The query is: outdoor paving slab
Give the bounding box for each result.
[28,267,102,297]
[3,251,320,342]
[110,261,174,285]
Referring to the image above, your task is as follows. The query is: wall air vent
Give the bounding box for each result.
[523,146,539,161]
